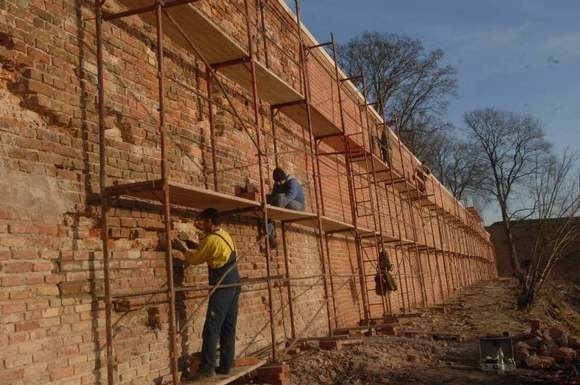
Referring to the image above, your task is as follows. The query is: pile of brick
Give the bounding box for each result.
[515,319,579,369]
[256,363,290,385]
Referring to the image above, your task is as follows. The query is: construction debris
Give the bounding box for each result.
[284,278,580,385]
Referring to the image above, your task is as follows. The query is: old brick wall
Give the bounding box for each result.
[488,219,580,282]
[0,0,495,384]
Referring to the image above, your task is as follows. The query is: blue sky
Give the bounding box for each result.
[297,0,580,223]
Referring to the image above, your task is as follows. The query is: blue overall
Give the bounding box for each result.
[199,233,241,373]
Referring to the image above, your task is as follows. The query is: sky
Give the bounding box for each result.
[296,0,580,224]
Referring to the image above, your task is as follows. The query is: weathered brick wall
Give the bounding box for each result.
[487,219,580,282]
[0,0,495,384]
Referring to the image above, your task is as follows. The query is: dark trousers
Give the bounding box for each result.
[267,193,305,211]
[200,264,240,372]
[265,194,305,245]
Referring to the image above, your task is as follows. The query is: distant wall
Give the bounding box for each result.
[487,219,580,282]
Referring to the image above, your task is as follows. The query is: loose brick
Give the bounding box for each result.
[15,320,40,332]
[4,261,33,273]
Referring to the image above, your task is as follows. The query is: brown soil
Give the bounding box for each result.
[286,278,580,385]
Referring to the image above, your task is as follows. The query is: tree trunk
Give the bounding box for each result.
[499,206,524,285]
[517,285,535,311]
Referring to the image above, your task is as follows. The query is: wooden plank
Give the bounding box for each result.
[184,360,266,385]
[267,205,317,222]
[356,226,378,238]
[350,153,390,175]
[320,216,354,233]
[381,234,399,243]
[318,134,365,156]
[105,180,260,212]
[278,215,354,233]
[221,60,304,106]
[115,1,302,105]
[115,1,247,64]
[281,103,341,138]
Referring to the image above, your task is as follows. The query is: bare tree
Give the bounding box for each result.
[464,108,551,284]
[517,152,580,309]
[400,114,450,167]
[434,132,487,202]
[339,32,457,157]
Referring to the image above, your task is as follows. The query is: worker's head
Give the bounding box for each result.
[273,167,286,183]
[195,208,221,232]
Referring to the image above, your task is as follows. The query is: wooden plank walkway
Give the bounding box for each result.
[182,360,266,385]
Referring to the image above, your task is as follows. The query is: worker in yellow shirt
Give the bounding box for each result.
[172,208,240,381]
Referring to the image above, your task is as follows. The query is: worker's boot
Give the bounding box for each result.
[181,369,215,381]
[257,220,277,250]
[267,222,277,249]
[215,366,231,375]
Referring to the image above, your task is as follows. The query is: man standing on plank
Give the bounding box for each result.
[173,208,240,381]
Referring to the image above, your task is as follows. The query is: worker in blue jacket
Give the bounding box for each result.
[264,168,305,248]
[267,167,305,211]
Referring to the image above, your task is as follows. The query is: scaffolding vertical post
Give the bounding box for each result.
[155,5,180,383]
[382,180,406,312]
[295,0,334,333]
[206,67,219,191]
[404,195,429,307]
[270,108,280,168]
[426,201,446,304]
[360,74,389,317]
[329,32,370,322]
[392,186,412,311]
[435,185,453,297]
[281,223,296,340]
[242,0,277,361]
[258,0,269,67]
[324,235,339,328]
[414,197,437,307]
[394,138,421,307]
[95,1,114,383]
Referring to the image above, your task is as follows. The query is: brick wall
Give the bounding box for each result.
[0,0,495,384]
[487,219,580,282]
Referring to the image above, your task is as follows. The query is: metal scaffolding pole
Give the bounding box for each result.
[242,0,277,361]
[328,33,370,322]
[413,196,438,306]
[394,139,423,308]
[382,180,407,312]
[425,202,446,304]
[294,0,334,334]
[359,74,389,318]
[435,185,454,297]
[95,2,114,383]
[154,6,180,382]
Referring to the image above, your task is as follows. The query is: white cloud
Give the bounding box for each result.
[451,23,530,49]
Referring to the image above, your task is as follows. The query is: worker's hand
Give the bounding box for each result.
[176,232,198,249]
[171,238,188,253]
[183,239,198,249]
[172,250,186,261]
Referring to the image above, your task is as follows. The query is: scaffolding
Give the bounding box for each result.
[95,1,496,384]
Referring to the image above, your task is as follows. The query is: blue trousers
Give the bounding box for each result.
[268,193,305,211]
[200,285,240,372]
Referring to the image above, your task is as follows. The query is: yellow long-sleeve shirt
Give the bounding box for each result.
[184,228,235,269]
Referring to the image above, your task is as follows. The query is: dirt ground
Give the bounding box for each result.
[286,278,580,385]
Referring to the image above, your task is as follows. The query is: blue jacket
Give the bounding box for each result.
[272,175,305,205]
